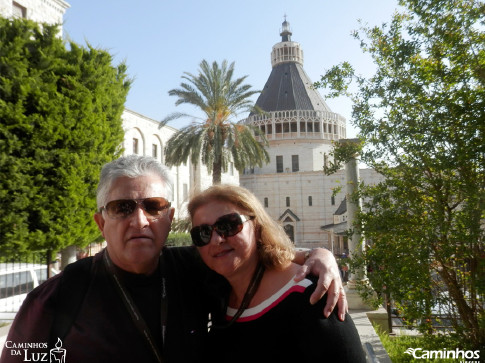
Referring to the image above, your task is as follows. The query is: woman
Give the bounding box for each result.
[188,184,366,362]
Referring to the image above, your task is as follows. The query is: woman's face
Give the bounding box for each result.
[191,200,259,281]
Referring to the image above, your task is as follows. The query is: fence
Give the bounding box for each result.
[0,243,107,320]
[384,292,457,334]
[0,251,54,320]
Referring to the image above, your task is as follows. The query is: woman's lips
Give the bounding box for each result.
[213,248,233,258]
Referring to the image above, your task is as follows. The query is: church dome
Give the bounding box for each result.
[247,19,346,143]
[253,18,331,113]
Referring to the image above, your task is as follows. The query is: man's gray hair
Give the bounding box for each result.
[96,155,174,209]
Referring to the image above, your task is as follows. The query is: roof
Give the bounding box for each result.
[253,62,331,113]
[334,197,347,216]
[278,208,300,222]
[320,221,348,234]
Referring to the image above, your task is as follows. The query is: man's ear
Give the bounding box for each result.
[94,212,106,237]
[168,207,175,222]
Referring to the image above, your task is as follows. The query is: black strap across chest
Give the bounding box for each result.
[213,262,265,329]
[103,250,166,363]
[49,250,168,363]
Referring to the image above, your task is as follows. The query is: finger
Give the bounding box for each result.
[293,262,310,282]
[309,276,329,306]
[337,288,348,321]
[322,281,339,318]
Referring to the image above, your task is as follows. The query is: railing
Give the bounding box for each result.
[0,251,54,320]
[0,244,105,320]
[245,110,347,141]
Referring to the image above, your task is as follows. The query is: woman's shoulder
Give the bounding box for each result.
[228,266,314,321]
[249,263,297,305]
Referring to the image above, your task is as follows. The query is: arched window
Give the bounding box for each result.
[133,138,139,154]
[284,224,295,243]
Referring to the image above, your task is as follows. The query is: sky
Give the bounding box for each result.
[62,0,401,138]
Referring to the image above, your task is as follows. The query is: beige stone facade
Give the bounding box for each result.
[241,158,383,252]
[241,20,383,251]
[0,0,69,36]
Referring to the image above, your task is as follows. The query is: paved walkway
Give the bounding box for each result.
[350,308,392,362]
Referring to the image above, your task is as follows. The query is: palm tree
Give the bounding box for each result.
[160,60,269,185]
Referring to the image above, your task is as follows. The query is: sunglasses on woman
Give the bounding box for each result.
[100,197,171,220]
[190,212,253,247]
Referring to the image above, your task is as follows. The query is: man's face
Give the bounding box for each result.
[94,174,174,275]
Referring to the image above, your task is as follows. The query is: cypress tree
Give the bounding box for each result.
[0,17,131,255]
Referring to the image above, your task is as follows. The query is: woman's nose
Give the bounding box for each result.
[210,229,225,245]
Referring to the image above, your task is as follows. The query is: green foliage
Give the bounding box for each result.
[323,138,364,175]
[170,217,191,233]
[161,60,270,185]
[313,61,356,99]
[0,18,131,255]
[374,324,462,362]
[315,0,485,349]
[165,232,193,247]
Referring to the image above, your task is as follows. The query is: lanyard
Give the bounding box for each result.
[103,250,165,363]
[213,262,265,329]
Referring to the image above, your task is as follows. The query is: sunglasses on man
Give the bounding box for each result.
[100,197,171,220]
[190,212,253,247]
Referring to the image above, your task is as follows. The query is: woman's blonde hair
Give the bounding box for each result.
[187,184,295,269]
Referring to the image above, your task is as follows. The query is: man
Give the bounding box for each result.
[1,155,347,363]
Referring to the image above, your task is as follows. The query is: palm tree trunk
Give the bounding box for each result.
[212,161,222,185]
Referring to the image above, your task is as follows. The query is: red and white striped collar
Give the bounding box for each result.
[226,277,312,322]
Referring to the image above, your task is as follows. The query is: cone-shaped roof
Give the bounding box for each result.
[253,19,331,113]
[255,62,331,112]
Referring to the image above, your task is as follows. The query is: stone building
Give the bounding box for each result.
[0,0,69,35]
[240,19,382,252]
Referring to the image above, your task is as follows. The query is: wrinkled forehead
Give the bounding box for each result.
[107,175,170,202]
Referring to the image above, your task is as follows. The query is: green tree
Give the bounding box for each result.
[161,60,269,185]
[0,18,131,256]
[316,0,484,349]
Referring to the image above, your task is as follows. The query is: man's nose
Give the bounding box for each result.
[129,205,150,228]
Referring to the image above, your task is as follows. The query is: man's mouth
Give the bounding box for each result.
[128,234,152,241]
